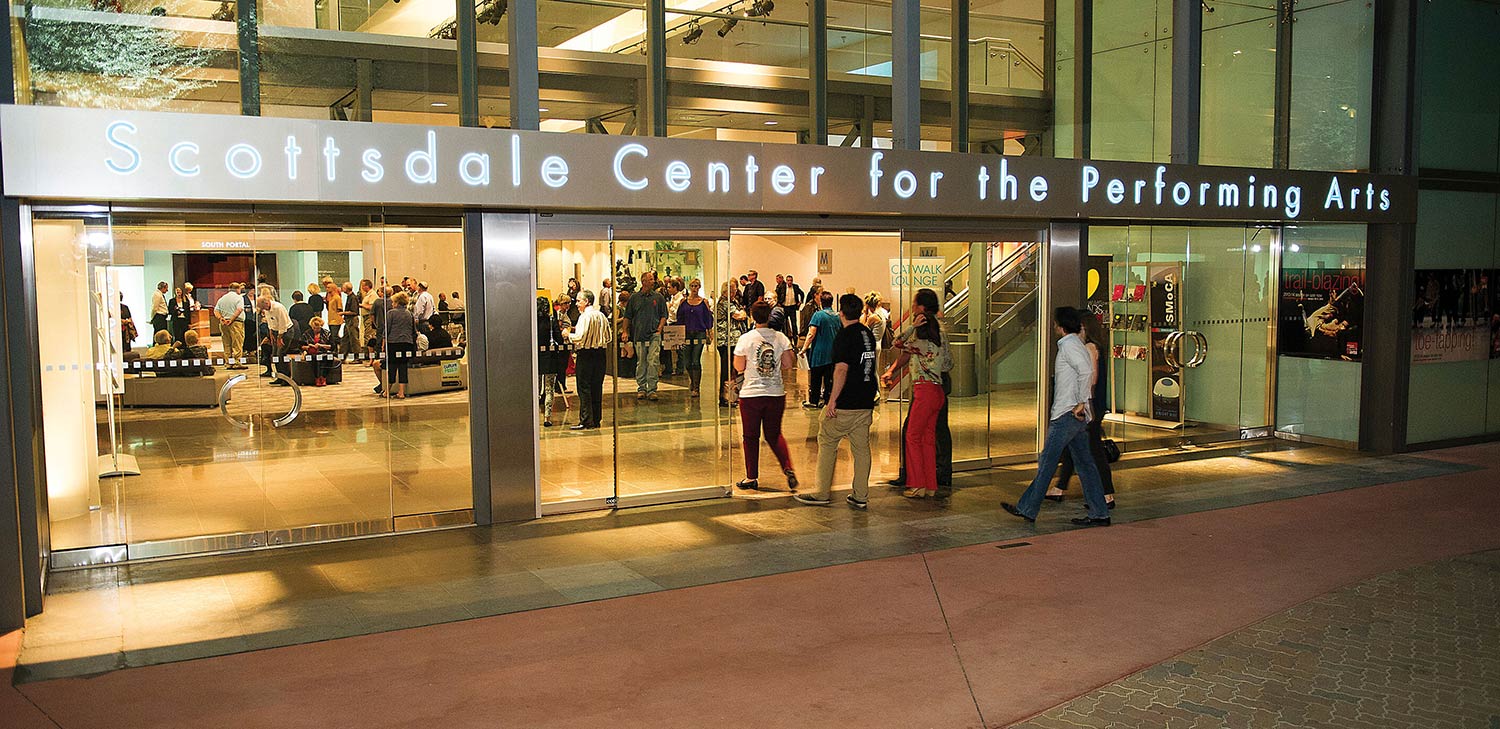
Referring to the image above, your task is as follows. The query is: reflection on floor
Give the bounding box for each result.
[65,365,472,550]
[540,364,1041,504]
[16,441,1476,682]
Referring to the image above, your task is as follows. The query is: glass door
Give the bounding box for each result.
[536,233,618,510]
[1093,224,1276,451]
[899,234,1045,468]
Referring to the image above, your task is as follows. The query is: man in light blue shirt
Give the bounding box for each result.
[213,283,246,369]
[1003,306,1110,526]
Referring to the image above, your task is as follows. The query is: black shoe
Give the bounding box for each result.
[784,469,799,492]
[543,420,553,427]
[793,493,830,506]
[934,488,952,500]
[1107,500,1117,509]
[259,371,273,378]
[1070,516,1111,527]
[569,424,587,431]
[846,495,868,510]
[736,479,759,490]
[1044,494,1065,503]
[886,478,906,488]
[1001,502,1034,523]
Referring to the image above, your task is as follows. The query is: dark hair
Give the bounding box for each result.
[291,290,304,302]
[1055,306,1083,334]
[537,296,550,318]
[750,300,773,324]
[1080,311,1104,345]
[914,288,941,315]
[819,290,834,307]
[838,293,863,320]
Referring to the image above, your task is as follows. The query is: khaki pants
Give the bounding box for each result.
[221,320,244,362]
[815,408,873,501]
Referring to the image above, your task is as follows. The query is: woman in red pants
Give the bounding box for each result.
[883,301,947,498]
[733,300,799,491]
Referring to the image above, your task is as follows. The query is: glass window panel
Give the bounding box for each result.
[1416,0,1500,173]
[16,1,240,113]
[1198,5,1276,167]
[1274,224,1366,442]
[260,0,462,124]
[1288,0,1373,171]
[1089,0,1172,164]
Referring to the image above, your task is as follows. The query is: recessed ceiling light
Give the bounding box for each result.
[431,102,448,107]
[539,107,550,112]
[764,120,778,125]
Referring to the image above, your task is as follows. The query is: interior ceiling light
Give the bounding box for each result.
[746,0,773,17]
[682,21,703,44]
[764,120,778,125]
[431,101,449,107]
[717,15,739,37]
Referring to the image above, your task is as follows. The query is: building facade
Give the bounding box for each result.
[1,0,1495,631]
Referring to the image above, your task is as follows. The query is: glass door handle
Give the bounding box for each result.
[1162,330,1185,370]
[1183,330,1208,368]
[218,372,303,429]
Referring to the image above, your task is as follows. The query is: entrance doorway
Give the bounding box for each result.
[534,222,1049,514]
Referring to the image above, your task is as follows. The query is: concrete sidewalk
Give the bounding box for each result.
[3,442,1497,728]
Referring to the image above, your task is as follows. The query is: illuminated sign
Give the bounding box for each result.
[0,105,1416,224]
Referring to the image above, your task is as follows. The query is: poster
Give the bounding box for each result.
[1411,269,1492,364]
[1149,330,1182,422]
[440,360,462,387]
[888,257,946,292]
[1085,255,1111,323]
[1147,265,1181,330]
[1279,268,1364,361]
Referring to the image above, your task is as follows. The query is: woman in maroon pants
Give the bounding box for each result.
[733,300,799,492]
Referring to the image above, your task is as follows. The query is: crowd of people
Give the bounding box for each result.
[128,275,464,398]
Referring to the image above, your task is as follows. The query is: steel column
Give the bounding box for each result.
[508,0,541,131]
[644,0,668,136]
[1072,0,1092,158]
[466,212,539,523]
[1359,0,1418,453]
[891,0,921,151]
[808,0,829,145]
[355,59,374,122]
[1170,0,1202,165]
[456,0,481,127]
[236,0,260,116]
[949,0,970,153]
[1271,0,1295,167]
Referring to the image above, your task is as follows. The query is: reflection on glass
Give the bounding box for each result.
[37,211,471,553]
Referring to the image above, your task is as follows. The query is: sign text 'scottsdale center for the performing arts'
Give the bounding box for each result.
[0,105,1415,225]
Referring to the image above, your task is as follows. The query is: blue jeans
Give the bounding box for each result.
[1014,413,1109,520]
[635,333,662,393]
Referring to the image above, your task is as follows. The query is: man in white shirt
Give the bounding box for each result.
[257,295,293,382]
[214,283,247,368]
[413,281,436,323]
[150,281,170,334]
[567,291,611,430]
[1002,306,1110,527]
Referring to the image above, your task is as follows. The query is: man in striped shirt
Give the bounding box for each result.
[567,290,611,430]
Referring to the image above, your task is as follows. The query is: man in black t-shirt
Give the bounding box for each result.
[796,293,879,509]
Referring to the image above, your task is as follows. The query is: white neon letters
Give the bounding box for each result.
[614,143,649,191]
[405,131,437,185]
[459,152,490,186]
[104,121,140,174]
[168,142,200,177]
[224,144,262,179]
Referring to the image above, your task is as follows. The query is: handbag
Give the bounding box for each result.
[1101,438,1121,464]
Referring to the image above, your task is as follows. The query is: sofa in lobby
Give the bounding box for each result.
[119,356,220,407]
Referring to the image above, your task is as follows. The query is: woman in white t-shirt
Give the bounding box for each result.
[733,300,799,492]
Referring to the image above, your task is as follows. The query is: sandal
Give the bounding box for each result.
[902,488,929,499]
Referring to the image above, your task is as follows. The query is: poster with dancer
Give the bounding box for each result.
[1278,268,1364,361]
[1410,269,1492,364]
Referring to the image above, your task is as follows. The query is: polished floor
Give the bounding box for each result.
[71,364,472,550]
[14,440,1477,683]
[5,442,1498,728]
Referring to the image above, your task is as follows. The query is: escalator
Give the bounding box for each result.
[940,242,1041,385]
